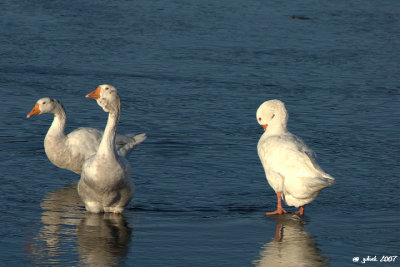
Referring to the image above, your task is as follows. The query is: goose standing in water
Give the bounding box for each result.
[78,85,135,213]
[27,97,146,174]
[257,100,335,216]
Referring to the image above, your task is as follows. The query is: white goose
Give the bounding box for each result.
[257,100,335,216]
[78,85,134,213]
[27,97,146,174]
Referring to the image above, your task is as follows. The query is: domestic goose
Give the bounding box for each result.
[78,85,134,213]
[257,100,335,216]
[27,97,146,174]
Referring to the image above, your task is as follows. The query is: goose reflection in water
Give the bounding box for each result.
[77,213,132,266]
[26,184,132,266]
[253,215,329,267]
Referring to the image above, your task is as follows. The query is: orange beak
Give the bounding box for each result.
[86,86,101,100]
[26,103,41,118]
[262,124,268,131]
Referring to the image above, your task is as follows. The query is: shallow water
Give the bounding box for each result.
[1,0,399,266]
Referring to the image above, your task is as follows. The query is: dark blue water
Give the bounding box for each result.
[1,0,399,266]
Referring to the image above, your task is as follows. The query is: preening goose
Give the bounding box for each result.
[27,97,146,174]
[78,85,135,213]
[257,100,335,216]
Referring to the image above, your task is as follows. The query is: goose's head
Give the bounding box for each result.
[86,84,120,113]
[256,99,288,133]
[26,97,62,118]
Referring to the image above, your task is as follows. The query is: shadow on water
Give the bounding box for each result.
[253,214,329,267]
[24,184,132,266]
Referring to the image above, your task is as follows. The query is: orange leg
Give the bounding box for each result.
[293,206,305,216]
[266,192,287,215]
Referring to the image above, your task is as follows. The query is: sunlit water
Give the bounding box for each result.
[0,0,399,266]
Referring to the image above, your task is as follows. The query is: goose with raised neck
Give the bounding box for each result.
[78,84,135,214]
[27,97,146,174]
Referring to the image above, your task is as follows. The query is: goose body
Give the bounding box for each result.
[257,100,335,215]
[78,85,134,213]
[27,97,146,174]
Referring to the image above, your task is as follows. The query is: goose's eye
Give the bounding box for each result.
[42,101,46,104]
[105,87,109,90]
[271,114,275,119]
[258,117,262,121]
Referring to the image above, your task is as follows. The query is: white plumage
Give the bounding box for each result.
[257,100,334,215]
[27,97,146,174]
[78,85,135,213]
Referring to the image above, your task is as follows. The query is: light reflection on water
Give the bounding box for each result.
[253,215,329,267]
[25,185,331,267]
[77,213,132,267]
[25,185,132,267]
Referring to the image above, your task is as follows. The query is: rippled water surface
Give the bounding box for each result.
[1,0,399,266]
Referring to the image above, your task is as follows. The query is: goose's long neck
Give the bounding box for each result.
[267,120,288,136]
[97,107,120,158]
[47,104,66,138]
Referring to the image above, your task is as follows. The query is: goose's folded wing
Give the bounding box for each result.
[67,127,103,158]
[264,135,334,182]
